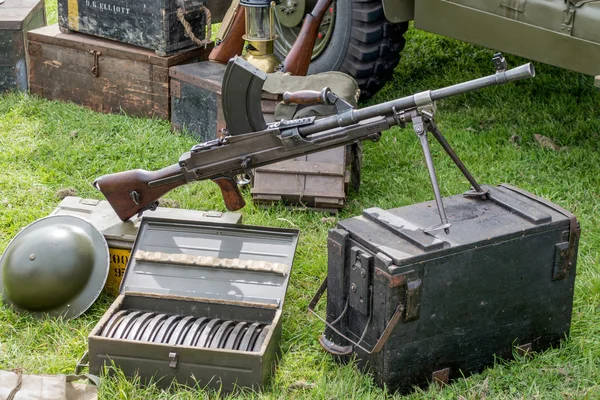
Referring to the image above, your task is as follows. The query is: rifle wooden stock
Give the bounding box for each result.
[93,164,187,221]
[212,176,246,211]
[208,3,246,64]
[93,164,246,221]
[282,0,333,76]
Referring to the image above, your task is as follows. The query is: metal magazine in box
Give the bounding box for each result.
[86,217,299,391]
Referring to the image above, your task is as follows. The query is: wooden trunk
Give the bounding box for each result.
[0,0,46,92]
[56,0,227,56]
[317,184,579,392]
[28,24,211,119]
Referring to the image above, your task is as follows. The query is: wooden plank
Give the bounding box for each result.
[250,187,345,199]
[255,161,345,176]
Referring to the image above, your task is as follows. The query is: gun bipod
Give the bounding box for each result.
[397,105,487,235]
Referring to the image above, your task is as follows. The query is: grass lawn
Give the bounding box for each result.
[1,2,600,399]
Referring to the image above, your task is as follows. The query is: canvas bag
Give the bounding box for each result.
[0,370,98,400]
[262,71,360,120]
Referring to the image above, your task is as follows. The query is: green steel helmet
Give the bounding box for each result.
[0,215,109,319]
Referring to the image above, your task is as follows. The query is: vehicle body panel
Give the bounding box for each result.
[383,0,600,78]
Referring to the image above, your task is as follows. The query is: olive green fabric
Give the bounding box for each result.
[0,370,98,400]
[262,71,360,120]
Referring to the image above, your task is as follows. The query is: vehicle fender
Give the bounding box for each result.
[383,0,414,23]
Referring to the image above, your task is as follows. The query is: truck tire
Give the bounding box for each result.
[275,0,409,100]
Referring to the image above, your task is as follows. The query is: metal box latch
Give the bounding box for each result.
[349,247,372,315]
[169,352,178,369]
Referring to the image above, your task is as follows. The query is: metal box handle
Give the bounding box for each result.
[308,277,404,355]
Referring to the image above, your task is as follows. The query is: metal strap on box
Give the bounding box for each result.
[308,277,404,355]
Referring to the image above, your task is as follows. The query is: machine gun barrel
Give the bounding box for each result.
[299,63,535,136]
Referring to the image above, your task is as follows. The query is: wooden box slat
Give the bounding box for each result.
[28,24,211,119]
[251,146,355,213]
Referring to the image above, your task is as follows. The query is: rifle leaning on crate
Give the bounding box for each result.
[94,54,535,233]
[208,0,246,63]
[209,0,334,75]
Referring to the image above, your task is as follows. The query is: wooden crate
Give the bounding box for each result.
[27,24,211,119]
[57,0,227,56]
[0,0,46,92]
[251,146,360,214]
[319,184,578,392]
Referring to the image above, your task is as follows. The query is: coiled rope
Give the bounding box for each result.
[176,5,212,48]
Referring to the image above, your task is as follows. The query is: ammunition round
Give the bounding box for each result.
[125,312,155,341]
[210,320,235,349]
[252,324,271,352]
[196,319,222,348]
[112,311,143,339]
[224,322,248,350]
[140,314,169,342]
[153,315,182,344]
[238,322,262,352]
[182,317,209,347]
[168,316,197,345]
[100,310,129,337]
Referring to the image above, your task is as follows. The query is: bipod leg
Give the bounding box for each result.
[412,114,451,235]
[423,117,489,199]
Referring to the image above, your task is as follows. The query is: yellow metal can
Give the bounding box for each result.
[106,248,131,295]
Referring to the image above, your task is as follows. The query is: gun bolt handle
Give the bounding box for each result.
[282,87,331,105]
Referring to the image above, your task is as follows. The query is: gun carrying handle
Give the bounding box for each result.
[308,277,405,355]
[212,176,246,211]
[283,88,331,105]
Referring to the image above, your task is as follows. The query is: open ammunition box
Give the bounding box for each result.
[87,217,299,390]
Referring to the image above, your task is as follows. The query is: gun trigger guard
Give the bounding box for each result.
[136,201,159,218]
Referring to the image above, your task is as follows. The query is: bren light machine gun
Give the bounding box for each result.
[93,54,535,234]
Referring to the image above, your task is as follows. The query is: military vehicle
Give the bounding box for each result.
[273,0,600,98]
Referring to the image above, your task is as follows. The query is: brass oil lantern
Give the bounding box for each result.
[240,0,281,73]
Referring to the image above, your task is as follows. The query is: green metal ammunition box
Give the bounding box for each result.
[51,196,242,295]
[87,217,299,391]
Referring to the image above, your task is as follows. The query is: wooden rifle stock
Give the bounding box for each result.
[93,164,245,221]
[282,0,333,76]
[209,2,246,64]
